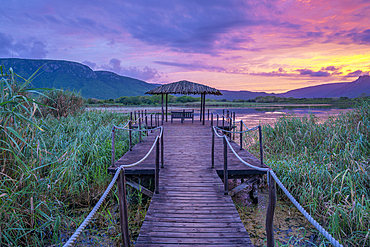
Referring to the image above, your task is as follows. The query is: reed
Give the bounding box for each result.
[0,66,146,245]
[246,102,370,246]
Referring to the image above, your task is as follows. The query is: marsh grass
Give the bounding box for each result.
[1,66,149,246]
[245,102,370,246]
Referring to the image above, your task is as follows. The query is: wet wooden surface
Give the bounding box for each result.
[109,120,269,246]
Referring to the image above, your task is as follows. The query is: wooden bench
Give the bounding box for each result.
[171,109,194,123]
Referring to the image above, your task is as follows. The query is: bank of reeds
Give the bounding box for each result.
[246,102,370,246]
[1,67,146,246]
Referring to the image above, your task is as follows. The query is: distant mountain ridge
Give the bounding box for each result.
[0,58,158,99]
[210,76,370,100]
[1,58,368,100]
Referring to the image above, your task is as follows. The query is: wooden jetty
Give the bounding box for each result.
[109,120,269,246]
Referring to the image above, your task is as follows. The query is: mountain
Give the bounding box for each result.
[0,58,158,99]
[279,76,370,98]
[1,58,368,100]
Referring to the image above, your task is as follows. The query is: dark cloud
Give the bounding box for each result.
[0,33,14,56]
[116,1,300,55]
[0,33,47,58]
[344,70,369,77]
[351,29,370,44]
[296,69,330,77]
[101,58,160,81]
[82,60,97,70]
[154,61,227,72]
[250,68,296,77]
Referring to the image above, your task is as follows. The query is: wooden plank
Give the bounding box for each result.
[107,120,270,246]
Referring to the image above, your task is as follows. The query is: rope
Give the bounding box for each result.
[269,170,343,247]
[214,124,259,134]
[213,124,343,246]
[63,168,121,247]
[224,135,269,172]
[63,126,163,246]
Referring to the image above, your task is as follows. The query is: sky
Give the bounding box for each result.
[1,0,370,93]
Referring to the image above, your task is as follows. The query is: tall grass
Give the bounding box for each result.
[1,66,147,246]
[249,103,370,246]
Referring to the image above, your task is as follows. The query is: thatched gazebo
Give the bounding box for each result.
[146,80,222,125]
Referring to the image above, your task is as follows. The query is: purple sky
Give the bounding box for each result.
[1,0,370,92]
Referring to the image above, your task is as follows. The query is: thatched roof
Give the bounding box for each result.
[146,80,222,95]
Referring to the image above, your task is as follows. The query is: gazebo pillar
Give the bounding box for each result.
[161,94,164,125]
[200,93,203,122]
[202,93,206,125]
[166,94,168,122]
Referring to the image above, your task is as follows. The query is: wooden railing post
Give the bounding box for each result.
[240,121,243,150]
[145,115,148,136]
[134,111,136,121]
[155,138,159,194]
[129,121,132,151]
[208,109,209,120]
[233,112,236,140]
[139,118,142,142]
[223,137,228,195]
[217,114,219,127]
[211,113,213,127]
[111,127,115,166]
[130,112,132,122]
[211,127,215,169]
[223,115,225,129]
[161,130,164,168]
[259,125,263,165]
[229,118,232,139]
[266,171,276,247]
[117,168,130,247]
[151,114,153,132]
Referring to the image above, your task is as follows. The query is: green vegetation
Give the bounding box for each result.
[246,100,370,246]
[0,58,157,99]
[0,66,148,246]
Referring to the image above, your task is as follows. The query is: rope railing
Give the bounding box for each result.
[63,123,163,247]
[211,121,343,247]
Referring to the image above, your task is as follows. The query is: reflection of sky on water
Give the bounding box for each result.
[209,107,351,126]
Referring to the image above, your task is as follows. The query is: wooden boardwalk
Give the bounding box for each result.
[109,120,269,246]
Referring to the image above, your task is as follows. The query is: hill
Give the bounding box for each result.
[0,58,158,99]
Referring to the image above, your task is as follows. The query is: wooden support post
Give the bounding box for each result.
[266,172,276,247]
[223,115,225,129]
[161,94,164,125]
[130,112,132,122]
[151,114,153,131]
[155,138,159,194]
[259,125,264,165]
[142,110,144,119]
[227,110,229,119]
[117,169,130,247]
[129,121,132,151]
[145,115,148,136]
[240,121,243,150]
[211,113,213,127]
[161,130,164,168]
[166,94,168,122]
[223,137,228,195]
[211,127,215,169]
[200,94,203,122]
[208,109,209,120]
[138,118,142,142]
[229,119,232,139]
[202,94,206,125]
[233,112,236,140]
[111,127,115,166]
[217,114,219,127]
[134,111,136,121]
